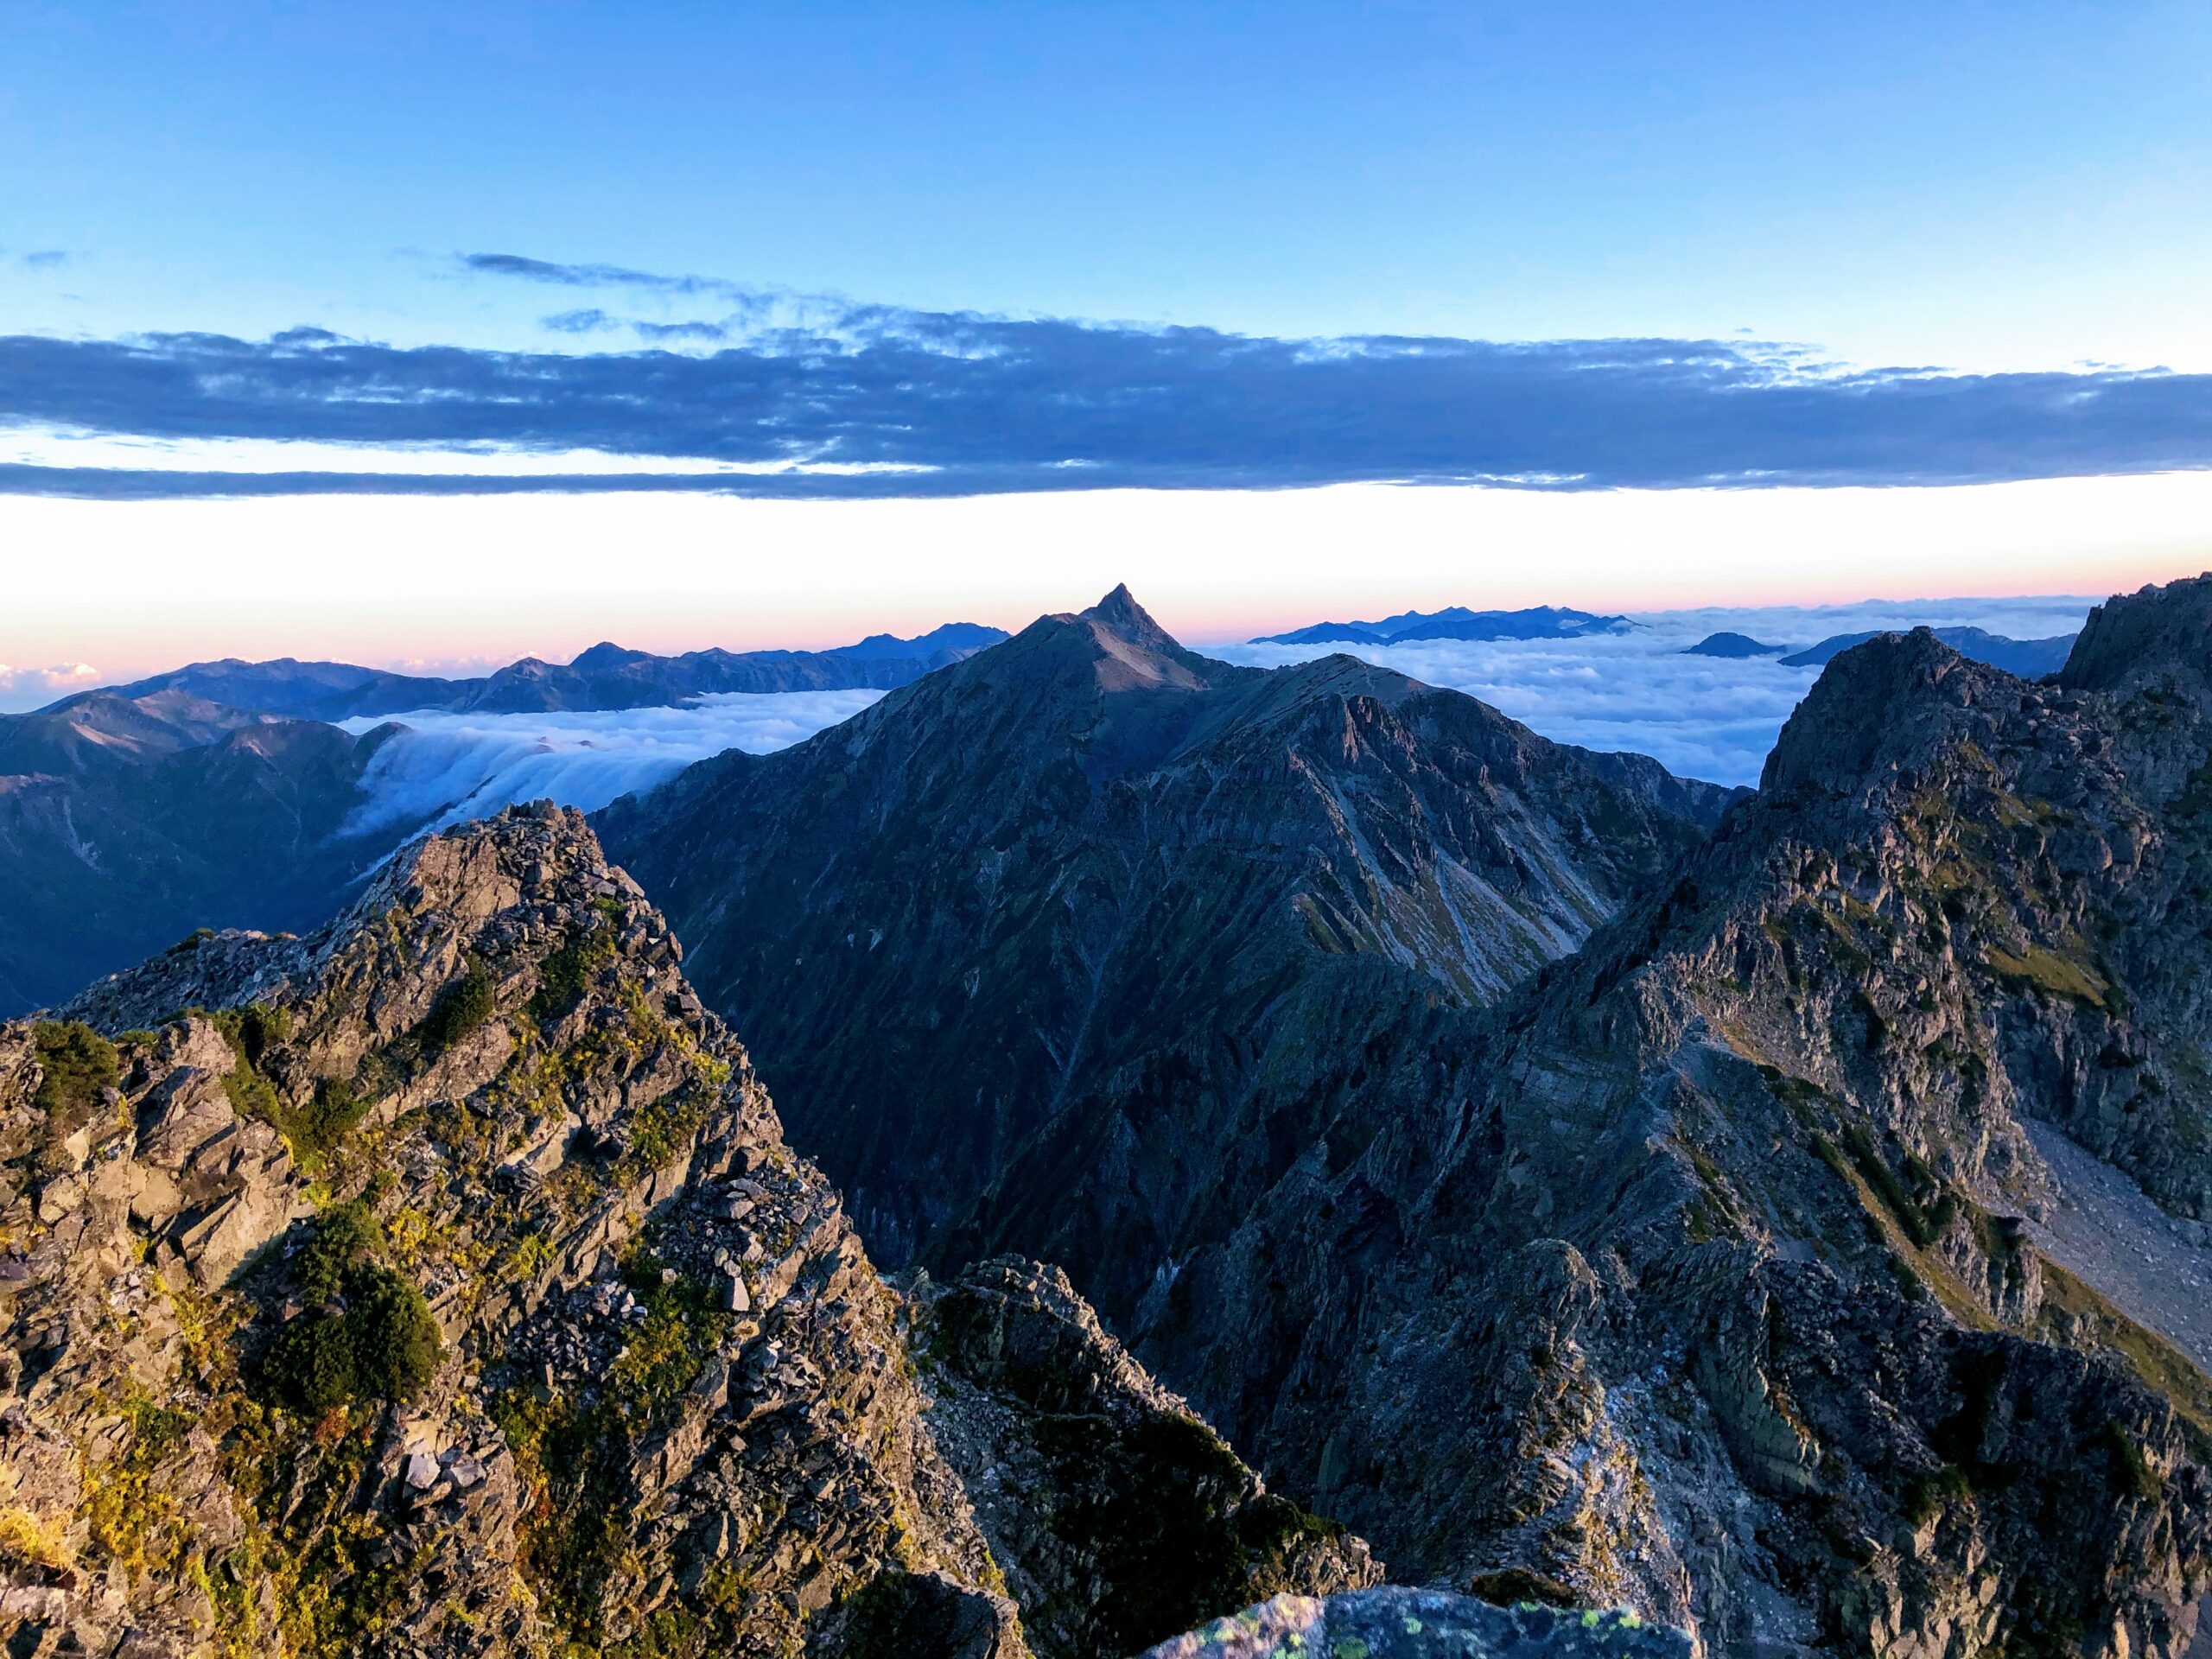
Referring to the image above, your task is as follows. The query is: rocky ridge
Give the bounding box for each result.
[598,586,1734,1289]
[912,1258,1377,1659]
[1139,1587,1691,1659]
[1137,579,2212,1656]
[0,804,1364,1657]
[612,575,2212,1656]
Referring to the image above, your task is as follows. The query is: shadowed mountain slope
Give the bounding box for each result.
[1129,578,2212,1655]
[0,695,406,1014]
[597,587,1734,1281]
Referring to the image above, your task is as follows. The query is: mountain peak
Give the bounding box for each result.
[1083,582,1167,639]
[1013,584,1217,694]
[2062,571,2212,707]
[570,640,649,670]
[1760,626,1980,794]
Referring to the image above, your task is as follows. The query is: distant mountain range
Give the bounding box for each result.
[0,621,1006,1013]
[1779,624,2078,676]
[1677,624,2079,677]
[1252,605,1630,646]
[67,621,1010,721]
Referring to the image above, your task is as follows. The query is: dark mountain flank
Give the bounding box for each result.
[0,691,406,1014]
[0,807,1376,1657]
[1125,579,2212,1655]
[1779,625,2078,677]
[596,587,1734,1275]
[605,576,2212,1655]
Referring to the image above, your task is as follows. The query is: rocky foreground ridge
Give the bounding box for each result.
[0,804,1374,1657]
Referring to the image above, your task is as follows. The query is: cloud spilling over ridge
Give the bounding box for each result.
[2,254,2208,498]
[1211,594,2097,785]
[341,689,881,836]
[327,596,2097,819]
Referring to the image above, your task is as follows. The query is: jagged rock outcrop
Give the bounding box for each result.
[1136,581,2212,1656]
[1140,1587,1691,1659]
[912,1258,1380,1659]
[598,586,1735,1294]
[0,804,1364,1657]
[613,576,2212,1656]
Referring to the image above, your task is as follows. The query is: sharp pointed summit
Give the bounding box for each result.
[596,589,1732,1279]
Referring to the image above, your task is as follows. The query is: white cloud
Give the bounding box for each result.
[0,660,101,706]
[339,690,883,837]
[1211,595,2096,786]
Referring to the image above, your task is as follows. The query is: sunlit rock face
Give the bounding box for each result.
[0,804,1371,1658]
[1139,1588,1692,1659]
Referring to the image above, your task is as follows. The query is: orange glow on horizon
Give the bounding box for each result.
[7,473,2209,690]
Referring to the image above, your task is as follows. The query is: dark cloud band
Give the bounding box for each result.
[2,273,2207,498]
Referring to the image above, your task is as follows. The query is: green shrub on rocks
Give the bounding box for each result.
[345,1267,443,1402]
[264,1310,359,1415]
[296,1077,373,1153]
[261,1202,442,1414]
[195,1005,377,1163]
[418,961,497,1053]
[30,1020,120,1173]
[529,936,612,1027]
[30,1020,118,1123]
[296,1200,383,1303]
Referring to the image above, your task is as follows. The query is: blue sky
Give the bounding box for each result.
[8,1,2209,368]
[2,1,2209,684]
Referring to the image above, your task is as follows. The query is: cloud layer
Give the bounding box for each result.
[341,689,882,836]
[1211,594,2096,785]
[3,255,2207,499]
[325,596,2094,825]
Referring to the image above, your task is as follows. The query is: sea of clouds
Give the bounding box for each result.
[1207,594,2098,786]
[330,595,2100,838]
[339,689,884,838]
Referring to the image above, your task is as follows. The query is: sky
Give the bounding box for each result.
[3,1,2209,688]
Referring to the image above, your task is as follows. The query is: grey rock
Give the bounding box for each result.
[1139,1589,1691,1659]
